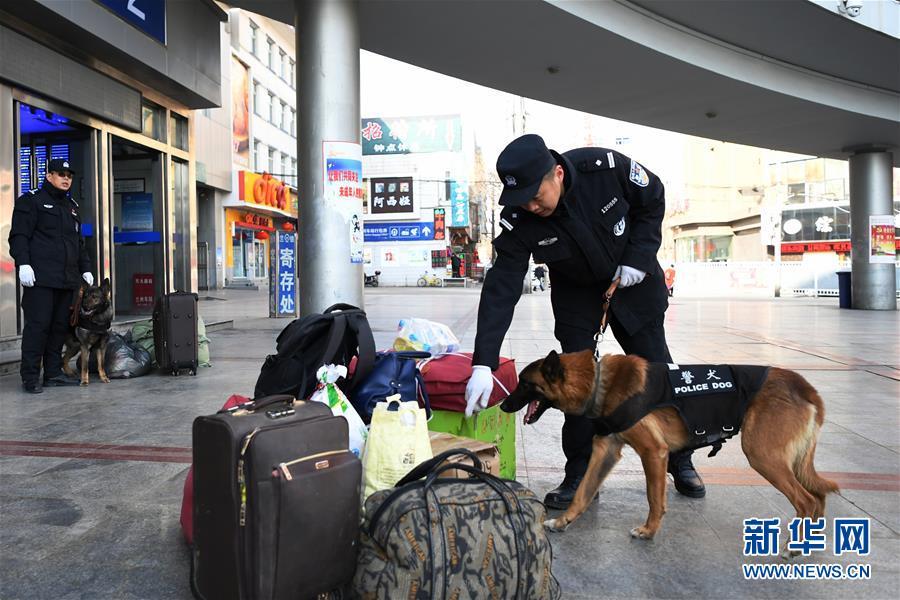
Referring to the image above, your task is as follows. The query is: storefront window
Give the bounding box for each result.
[676,235,733,263]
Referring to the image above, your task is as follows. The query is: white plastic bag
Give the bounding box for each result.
[309,364,368,458]
[393,317,460,356]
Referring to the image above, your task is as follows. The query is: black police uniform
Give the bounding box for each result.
[8,179,91,386]
[472,147,672,481]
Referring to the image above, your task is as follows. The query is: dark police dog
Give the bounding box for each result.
[62,278,113,385]
[501,350,838,554]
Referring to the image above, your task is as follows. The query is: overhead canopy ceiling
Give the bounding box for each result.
[232,0,900,165]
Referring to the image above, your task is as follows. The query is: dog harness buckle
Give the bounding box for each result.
[593,331,604,361]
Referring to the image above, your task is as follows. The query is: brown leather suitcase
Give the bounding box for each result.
[191,395,361,600]
[153,291,199,375]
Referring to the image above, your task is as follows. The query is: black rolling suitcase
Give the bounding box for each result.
[191,395,361,600]
[153,291,199,375]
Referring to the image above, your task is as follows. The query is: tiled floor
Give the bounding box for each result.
[1,287,897,599]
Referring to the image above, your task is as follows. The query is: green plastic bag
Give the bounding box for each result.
[130,316,211,367]
[427,404,516,479]
[197,315,211,367]
[130,320,155,364]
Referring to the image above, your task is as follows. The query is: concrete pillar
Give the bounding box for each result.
[295,0,363,315]
[849,150,896,310]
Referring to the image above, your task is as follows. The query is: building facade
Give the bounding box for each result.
[360,114,483,285]
[221,8,298,288]
[1,0,226,338]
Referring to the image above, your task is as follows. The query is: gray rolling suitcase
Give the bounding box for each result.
[153,291,199,375]
[191,395,361,600]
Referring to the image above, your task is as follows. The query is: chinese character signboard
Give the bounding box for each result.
[869,215,896,263]
[269,231,297,318]
[323,141,364,263]
[449,180,469,227]
[361,115,462,155]
[370,177,414,215]
[132,273,155,310]
[363,221,436,242]
[121,193,154,232]
[433,208,446,241]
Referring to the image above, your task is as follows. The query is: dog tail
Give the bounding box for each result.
[793,402,839,497]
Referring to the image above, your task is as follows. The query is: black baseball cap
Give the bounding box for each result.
[496,134,557,206]
[47,158,75,174]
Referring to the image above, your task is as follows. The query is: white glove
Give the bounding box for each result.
[614,265,647,288]
[465,365,494,418]
[82,272,94,286]
[19,265,35,287]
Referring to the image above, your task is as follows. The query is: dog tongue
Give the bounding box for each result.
[524,400,539,424]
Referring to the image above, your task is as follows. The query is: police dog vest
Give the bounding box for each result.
[592,362,770,456]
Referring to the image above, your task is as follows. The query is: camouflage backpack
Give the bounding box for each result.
[353,449,561,599]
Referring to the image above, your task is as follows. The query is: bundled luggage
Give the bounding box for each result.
[354,449,561,599]
[153,291,199,375]
[191,395,361,600]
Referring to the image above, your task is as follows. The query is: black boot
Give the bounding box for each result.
[43,374,80,386]
[668,450,705,498]
[22,381,43,394]
[544,476,582,510]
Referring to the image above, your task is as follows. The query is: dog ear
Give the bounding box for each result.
[540,350,564,383]
[101,278,111,296]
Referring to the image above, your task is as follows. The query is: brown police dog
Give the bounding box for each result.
[500,350,838,555]
[62,278,113,385]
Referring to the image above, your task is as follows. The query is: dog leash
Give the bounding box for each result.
[593,277,620,361]
[69,287,84,328]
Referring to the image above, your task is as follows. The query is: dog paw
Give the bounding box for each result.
[100,376,110,384]
[630,526,655,540]
[543,518,569,532]
[80,380,89,386]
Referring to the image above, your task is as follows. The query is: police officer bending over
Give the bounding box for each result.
[9,159,93,394]
[464,134,705,508]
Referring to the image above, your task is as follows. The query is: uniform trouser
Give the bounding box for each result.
[20,286,74,384]
[556,311,673,480]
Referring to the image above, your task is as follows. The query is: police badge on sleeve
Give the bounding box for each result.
[629,160,649,187]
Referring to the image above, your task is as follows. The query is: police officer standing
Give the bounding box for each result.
[464,134,705,508]
[9,159,93,393]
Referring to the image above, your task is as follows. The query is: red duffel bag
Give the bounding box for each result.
[179,393,251,546]
[418,352,517,412]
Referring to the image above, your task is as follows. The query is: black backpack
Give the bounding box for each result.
[254,303,376,400]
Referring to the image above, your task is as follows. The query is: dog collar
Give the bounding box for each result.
[77,320,110,333]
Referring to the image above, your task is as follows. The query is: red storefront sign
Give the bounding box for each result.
[133,273,154,308]
[240,212,274,231]
[433,208,446,241]
[781,237,899,255]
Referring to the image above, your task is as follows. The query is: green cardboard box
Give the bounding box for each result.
[427,404,516,479]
